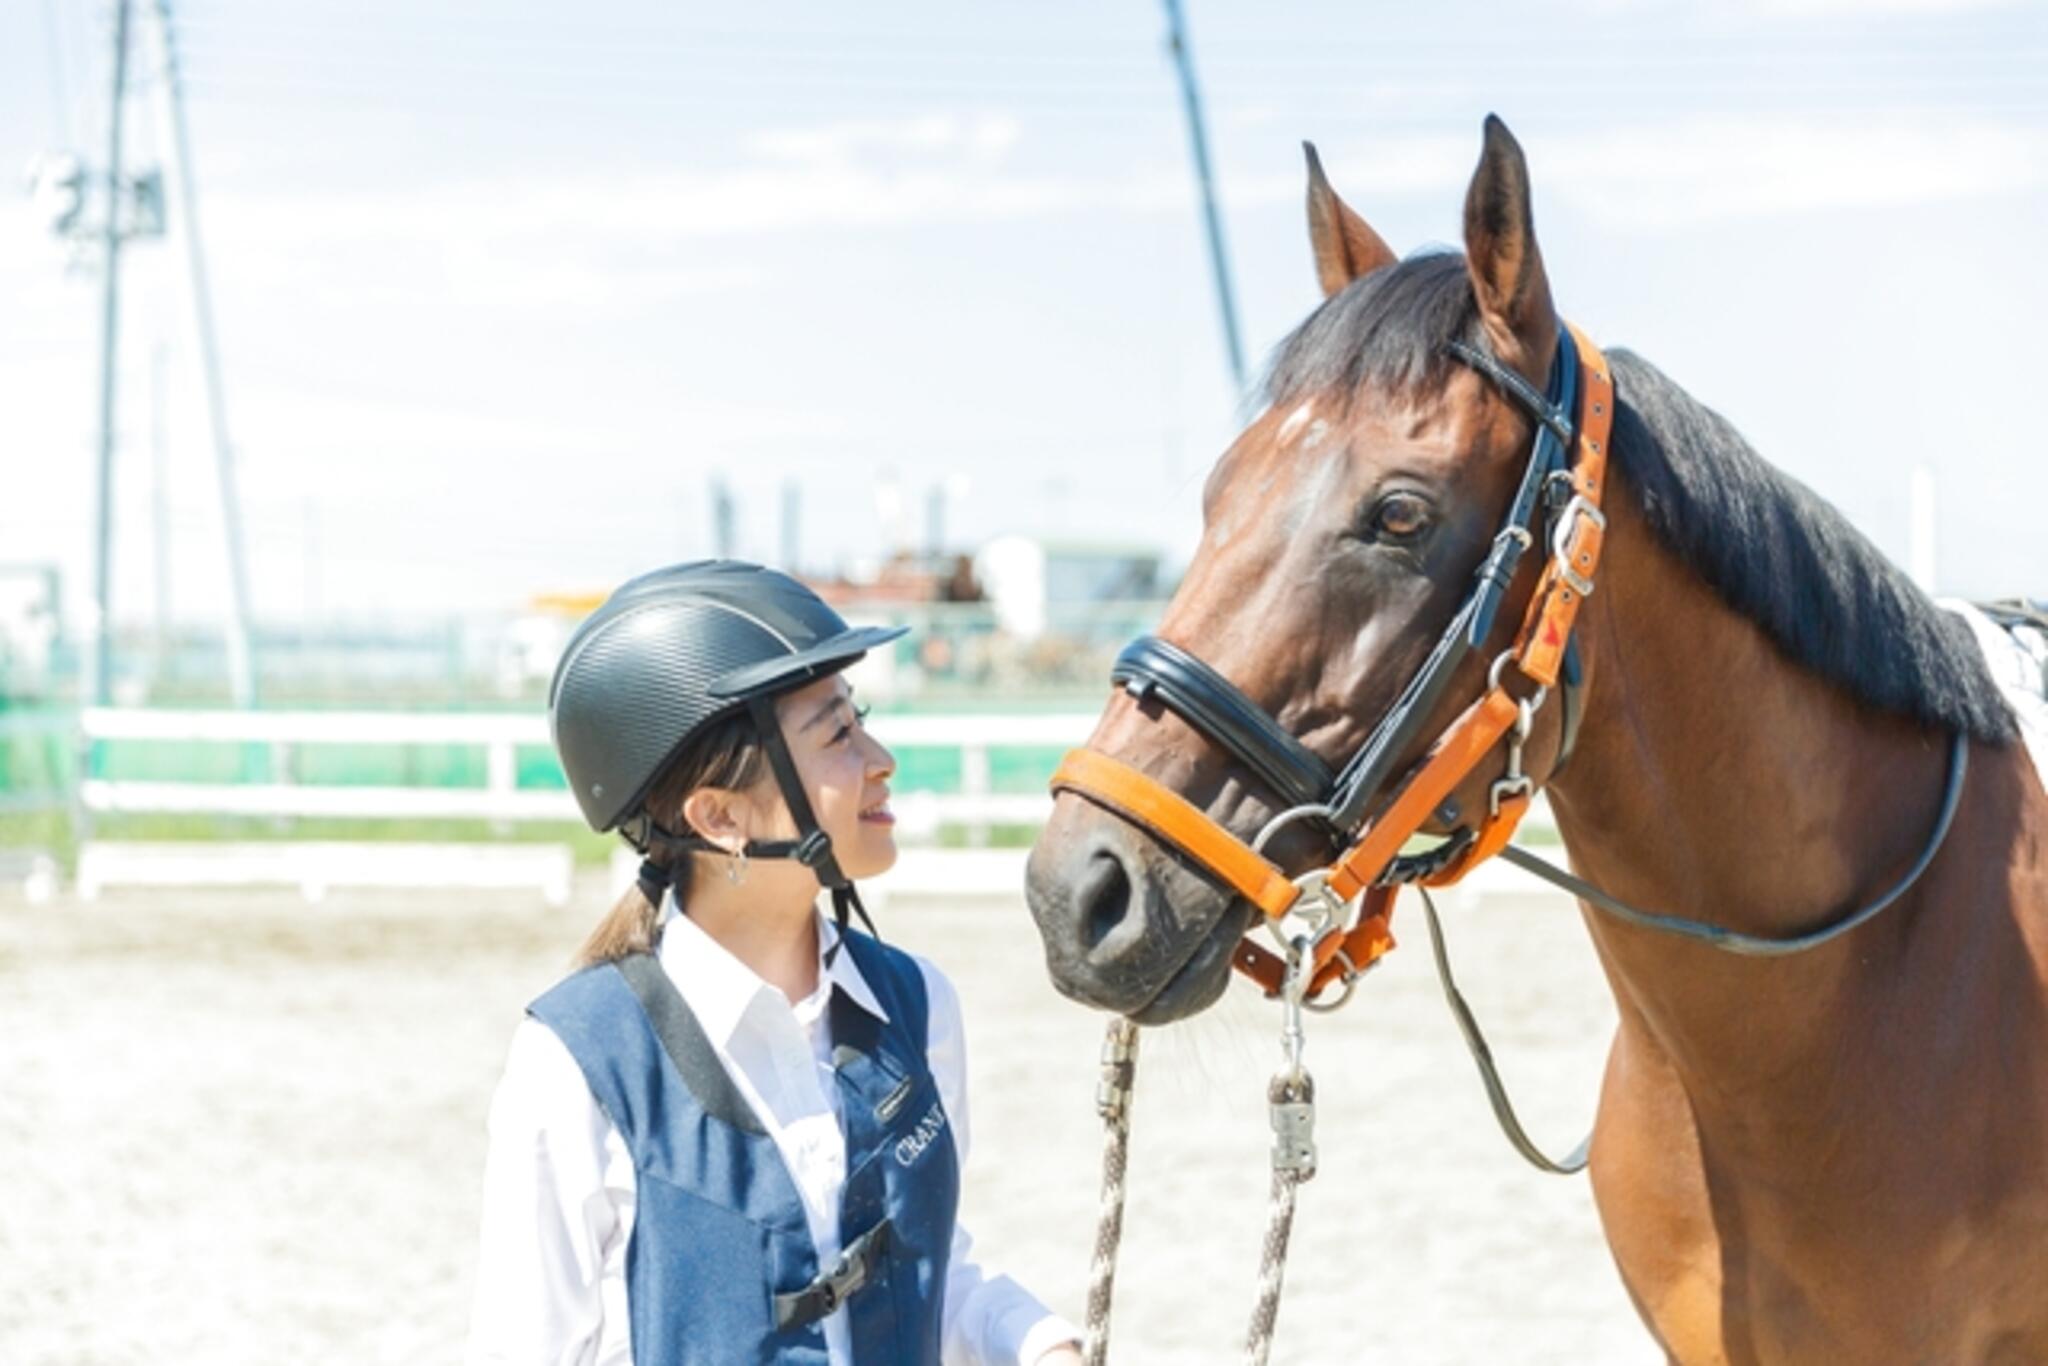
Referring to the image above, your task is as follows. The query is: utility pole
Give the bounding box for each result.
[86,0,134,710]
[780,479,800,575]
[711,478,736,559]
[48,0,253,710]
[145,0,256,707]
[1160,0,1246,394]
[150,340,172,688]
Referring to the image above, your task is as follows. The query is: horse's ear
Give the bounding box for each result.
[1462,115,1558,382]
[1305,142,1397,298]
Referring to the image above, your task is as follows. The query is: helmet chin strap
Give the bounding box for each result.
[623,695,878,964]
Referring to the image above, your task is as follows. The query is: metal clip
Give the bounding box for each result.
[1489,694,1538,816]
[1280,939,1309,1079]
[1270,1087,1317,1179]
[1270,943,1319,1177]
[1261,1073,1310,1179]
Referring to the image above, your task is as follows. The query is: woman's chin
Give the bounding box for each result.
[839,827,899,883]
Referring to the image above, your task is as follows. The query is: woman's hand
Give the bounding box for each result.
[1033,1344,1084,1366]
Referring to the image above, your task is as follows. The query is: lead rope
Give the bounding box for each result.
[1082,1017,1138,1366]
[1083,945,1320,1366]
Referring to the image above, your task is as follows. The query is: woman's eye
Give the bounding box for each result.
[831,705,872,745]
[1368,494,1431,542]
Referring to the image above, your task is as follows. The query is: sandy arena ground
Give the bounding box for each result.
[0,873,1652,1364]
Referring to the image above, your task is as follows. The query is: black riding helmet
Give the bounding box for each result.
[549,559,907,946]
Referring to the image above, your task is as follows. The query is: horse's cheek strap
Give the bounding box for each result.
[1049,750,1300,920]
[1514,325,1614,689]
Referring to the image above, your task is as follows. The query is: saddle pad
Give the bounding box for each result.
[1943,599,2048,796]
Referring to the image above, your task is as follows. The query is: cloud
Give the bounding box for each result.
[198,110,1172,252]
[181,106,2046,271]
[1536,115,2044,228]
[1292,114,2045,230]
[747,112,1023,164]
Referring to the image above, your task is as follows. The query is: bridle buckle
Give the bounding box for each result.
[1550,492,1606,599]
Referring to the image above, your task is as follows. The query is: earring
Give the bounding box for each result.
[727,846,748,887]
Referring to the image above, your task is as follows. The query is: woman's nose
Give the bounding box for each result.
[862,732,896,779]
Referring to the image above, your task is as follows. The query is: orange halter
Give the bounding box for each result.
[1050,323,1616,1002]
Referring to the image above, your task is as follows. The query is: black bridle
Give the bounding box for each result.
[1104,323,1969,955]
[1076,317,1973,1180]
[1113,324,1588,862]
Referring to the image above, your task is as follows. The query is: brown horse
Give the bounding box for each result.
[1025,117,2048,1362]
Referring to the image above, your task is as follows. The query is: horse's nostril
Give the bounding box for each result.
[1078,853,1133,951]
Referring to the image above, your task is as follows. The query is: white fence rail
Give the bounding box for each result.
[51,707,1556,900]
[64,708,1099,899]
[74,707,1097,830]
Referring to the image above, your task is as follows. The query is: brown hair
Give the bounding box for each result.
[571,709,771,968]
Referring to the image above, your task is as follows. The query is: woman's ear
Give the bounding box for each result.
[679,787,753,854]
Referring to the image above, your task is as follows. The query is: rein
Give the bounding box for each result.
[1060,319,1976,1358]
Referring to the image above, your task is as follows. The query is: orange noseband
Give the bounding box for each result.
[1050,323,1615,1002]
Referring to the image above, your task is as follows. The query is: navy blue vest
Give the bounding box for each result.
[529,929,960,1364]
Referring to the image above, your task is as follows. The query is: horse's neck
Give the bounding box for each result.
[1542,479,1969,1136]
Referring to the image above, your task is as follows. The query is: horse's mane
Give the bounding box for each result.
[1265,251,2016,744]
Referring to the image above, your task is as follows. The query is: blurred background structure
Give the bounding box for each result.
[5,0,2045,897]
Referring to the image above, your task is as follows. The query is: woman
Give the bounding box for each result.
[467,561,1082,1365]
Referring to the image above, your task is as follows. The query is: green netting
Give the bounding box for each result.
[517,745,567,789]
[5,702,1089,797]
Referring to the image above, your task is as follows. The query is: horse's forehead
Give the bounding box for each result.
[1203,402,1340,546]
[1203,377,1522,551]
[1275,400,1319,446]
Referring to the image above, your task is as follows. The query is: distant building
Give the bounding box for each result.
[974,537,1163,641]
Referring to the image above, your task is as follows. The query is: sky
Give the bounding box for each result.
[2,0,2045,631]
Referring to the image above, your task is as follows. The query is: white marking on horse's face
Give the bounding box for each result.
[1287,443,1347,536]
[1277,402,1317,445]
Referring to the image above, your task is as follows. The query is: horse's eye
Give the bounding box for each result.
[1368,493,1432,542]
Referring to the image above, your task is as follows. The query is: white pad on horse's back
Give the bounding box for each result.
[1943,599,2048,796]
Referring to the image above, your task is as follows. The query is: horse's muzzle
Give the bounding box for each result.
[1024,806,1238,1021]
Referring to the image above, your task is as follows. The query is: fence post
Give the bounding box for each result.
[487,735,516,837]
[962,739,991,848]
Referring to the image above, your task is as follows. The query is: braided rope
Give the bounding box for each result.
[1083,1017,1139,1366]
[1084,1015,1319,1365]
[1244,1073,1315,1366]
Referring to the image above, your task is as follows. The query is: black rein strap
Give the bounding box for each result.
[1498,731,1971,956]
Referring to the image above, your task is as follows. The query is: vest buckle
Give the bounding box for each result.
[774,1218,895,1330]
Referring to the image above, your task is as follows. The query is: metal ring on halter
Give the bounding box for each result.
[1302,947,1361,1014]
[1486,649,1550,713]
[1252,801,1342,856]
[1265,869,1347,956]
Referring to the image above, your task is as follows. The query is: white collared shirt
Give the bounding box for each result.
[465,906,1077,1366]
